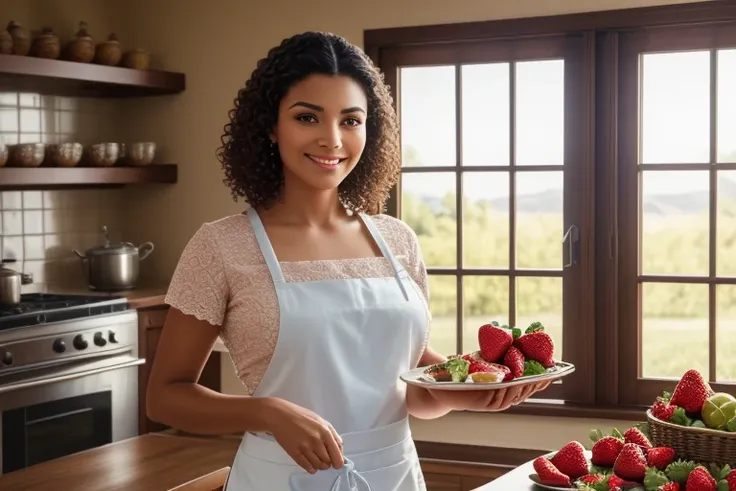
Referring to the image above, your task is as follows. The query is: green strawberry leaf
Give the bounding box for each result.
[691,419,706,428]
[727,416,736,432]
[718,480,731,491]
[523,360,546,376]
[589,429,605,444]
[525,321,544,334]
[671,407,692,426]
[643,467,669,489]
[491,321,499,326]
[611,427,624,439]
[665,459,698,483]
[511,327,522,339]
[588,465,612,476]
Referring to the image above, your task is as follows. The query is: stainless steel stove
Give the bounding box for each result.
[0,293,143,475]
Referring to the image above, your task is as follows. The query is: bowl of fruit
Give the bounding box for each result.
[646,369,736,468]
[399,320,575,391]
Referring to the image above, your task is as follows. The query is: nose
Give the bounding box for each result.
[317,123,343,149]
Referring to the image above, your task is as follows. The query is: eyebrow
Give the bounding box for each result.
[288,101,366,114]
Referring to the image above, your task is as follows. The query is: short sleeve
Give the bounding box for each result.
[406,227,430,305]
[164,224,229,327]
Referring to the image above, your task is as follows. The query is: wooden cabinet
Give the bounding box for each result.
[420,460,507,491]
[137,305,221,435]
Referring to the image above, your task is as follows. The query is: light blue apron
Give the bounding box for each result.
[224,208,430,491]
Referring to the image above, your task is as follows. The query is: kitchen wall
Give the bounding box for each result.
[0,0,705,450]
[1,0,132,291]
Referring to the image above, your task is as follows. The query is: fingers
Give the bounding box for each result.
[295,453,319,474]
[325,425,345,469]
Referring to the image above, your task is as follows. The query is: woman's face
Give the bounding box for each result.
[272,74,368,193]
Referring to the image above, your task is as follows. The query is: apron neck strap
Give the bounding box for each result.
[247,207,286,284]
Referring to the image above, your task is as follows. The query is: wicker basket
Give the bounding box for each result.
[647,410,736,466]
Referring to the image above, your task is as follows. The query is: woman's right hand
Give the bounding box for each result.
[264,398,344,474]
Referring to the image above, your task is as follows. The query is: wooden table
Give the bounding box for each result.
[0,433,239,491]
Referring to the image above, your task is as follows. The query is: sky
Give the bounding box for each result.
[399,48,736,201]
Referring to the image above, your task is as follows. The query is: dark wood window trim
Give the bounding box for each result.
[366,1,736,419]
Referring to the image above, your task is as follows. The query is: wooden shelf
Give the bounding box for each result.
[0,54,185,98]
[0,164,178,189]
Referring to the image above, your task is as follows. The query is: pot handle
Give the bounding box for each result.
[138,242,155,261]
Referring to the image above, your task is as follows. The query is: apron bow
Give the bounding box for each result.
[289,458,371,491]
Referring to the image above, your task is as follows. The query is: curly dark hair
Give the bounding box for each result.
[216,31,401,214]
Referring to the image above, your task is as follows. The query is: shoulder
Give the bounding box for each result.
[368,214,420,255]
[179,213,262,265]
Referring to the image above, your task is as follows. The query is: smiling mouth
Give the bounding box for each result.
[305,154,347,166]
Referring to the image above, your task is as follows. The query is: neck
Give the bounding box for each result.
[261,174,346,227]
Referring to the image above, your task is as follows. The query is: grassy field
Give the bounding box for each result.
[428,315,736,381]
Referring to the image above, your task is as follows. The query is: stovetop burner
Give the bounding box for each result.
[0,293,129,331]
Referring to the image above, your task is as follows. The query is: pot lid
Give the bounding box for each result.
[0,259,20,277]
[86,226,137,256]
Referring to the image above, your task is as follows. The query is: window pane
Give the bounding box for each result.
[400,66,455,167]
[641,282,708,378]
[428,275,458,357]
[516,171,563,269]
[516,277,563,359]
[463,276,509,355]
[641,171,709,276]
[717,171,736,276]
[461,63,510,166]
[515,60,564,166]
[717,285,736,382]
[718,49,736,163]
[641,51,710,164]
[462,172,509,268]
[401,173,457,267]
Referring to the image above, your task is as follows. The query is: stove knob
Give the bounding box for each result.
[1,351,12,366]
[108,331,118,344]
[93,332,107,347]
[73,335,88,350]
[52,339,66,353]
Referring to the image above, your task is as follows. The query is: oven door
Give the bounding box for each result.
[0,354,144,475]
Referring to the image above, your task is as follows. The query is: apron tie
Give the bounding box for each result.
[289,458,371,491]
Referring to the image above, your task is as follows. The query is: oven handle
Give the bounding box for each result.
[0,357,146,394]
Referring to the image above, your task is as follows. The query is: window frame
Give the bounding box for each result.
[379,34,596,404]
[365,1,736,414]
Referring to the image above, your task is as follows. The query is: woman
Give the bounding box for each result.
[147,31,550,491]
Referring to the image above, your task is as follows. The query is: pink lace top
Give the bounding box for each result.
[164,213,431,395]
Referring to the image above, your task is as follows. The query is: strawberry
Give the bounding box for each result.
[477,323,513,363]
[550,441,588,479]
[684,466,716,491]
[660,483,681,491]
[670,369,713,414]
[613,443,647,481]
[591,435,624,467]
[533,457,571,487]
[515,331,555,368]
[624,427,652,448]
[652,400,678,422]
[608,474,625,489]
[503,346,525,379]
[578,474,605,485]
[646,447,675,469]
[726,469,736,491]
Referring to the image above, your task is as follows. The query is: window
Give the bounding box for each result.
[367,2,736,410]
[379,36,596,403]
[618,24,736,406]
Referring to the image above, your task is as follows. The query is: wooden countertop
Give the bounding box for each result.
[0,433,239,491]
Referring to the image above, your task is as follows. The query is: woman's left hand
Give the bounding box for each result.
[426,380,552,412]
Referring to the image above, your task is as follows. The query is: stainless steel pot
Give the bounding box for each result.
[0,259,34,305]
[73,226,154,291]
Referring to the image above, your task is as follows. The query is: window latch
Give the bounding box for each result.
[562,224,580,268]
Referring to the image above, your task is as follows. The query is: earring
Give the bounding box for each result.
[269,141,277,156]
